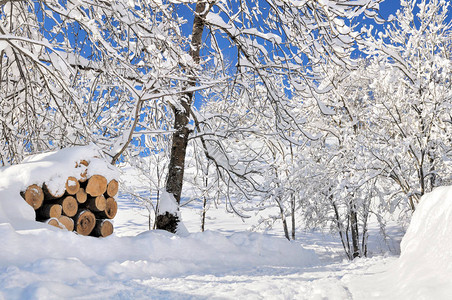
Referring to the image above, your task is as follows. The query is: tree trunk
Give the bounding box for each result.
[332,198,351,260]
[361,210,369,258]
[281,214,290,241]
[201,169,209,232]
[157,0,210,232]
[165,109,190,205]
[277,197,290,241]
[153,189,160,230]
[350,200,360,259]
[202,193,207,232]
[291,194,296,240]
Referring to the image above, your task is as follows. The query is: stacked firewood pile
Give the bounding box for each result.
[20,161,118,237]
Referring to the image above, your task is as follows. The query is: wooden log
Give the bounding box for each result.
[91,219,113,237]
[43,182,65,199]
[74,210,95,235]
[65,176,80,195]
[56,196,78,217]
[85,175,107,197]
[58,215,74,231]
[46,218,64,229]
[79,169,88,183]
[86,195,106,212]
[20,184,44,210]
[106,179,119,197]
[36,204,62,220]
[98,197,118,219]
[75,160,89,168]
[76,160,89,183]
[75,188,87,204]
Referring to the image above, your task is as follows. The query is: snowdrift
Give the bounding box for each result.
[393,186,452,298]
[0,224,319,299]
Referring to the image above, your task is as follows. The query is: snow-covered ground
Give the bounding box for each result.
[1,147,451,299]
[0,199,398,300]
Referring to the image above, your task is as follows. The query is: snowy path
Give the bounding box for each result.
[125,257,396,300]
[107,191,398,300]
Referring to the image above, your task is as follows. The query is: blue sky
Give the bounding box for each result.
[178,1,404,35]
[179,0,408,108]
[379,0,401,19]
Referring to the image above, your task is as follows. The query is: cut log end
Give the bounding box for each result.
[76,188,88,204]
[36,204,62,221]
[58,215,74,231]
[75,210,96,236]
[65,176,80,195]
[46,218,64,229]
[76,160,89,182]
[106,179,119,197]
[58,196,78,217]
[43,183,65,199]
[91,220,114,237]
[79,169,88,183]
[99,197,118,219]
[86,195,106,212]
[21,184,44,210]
[86,175,107,197]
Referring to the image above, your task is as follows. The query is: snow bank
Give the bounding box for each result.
[346,186,452,299]
[0,144,118,230]
[0,224,318,299]
[393,186,452,298]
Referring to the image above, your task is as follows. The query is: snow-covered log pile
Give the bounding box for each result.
[0,145,119,236]
[21,163,118,237]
